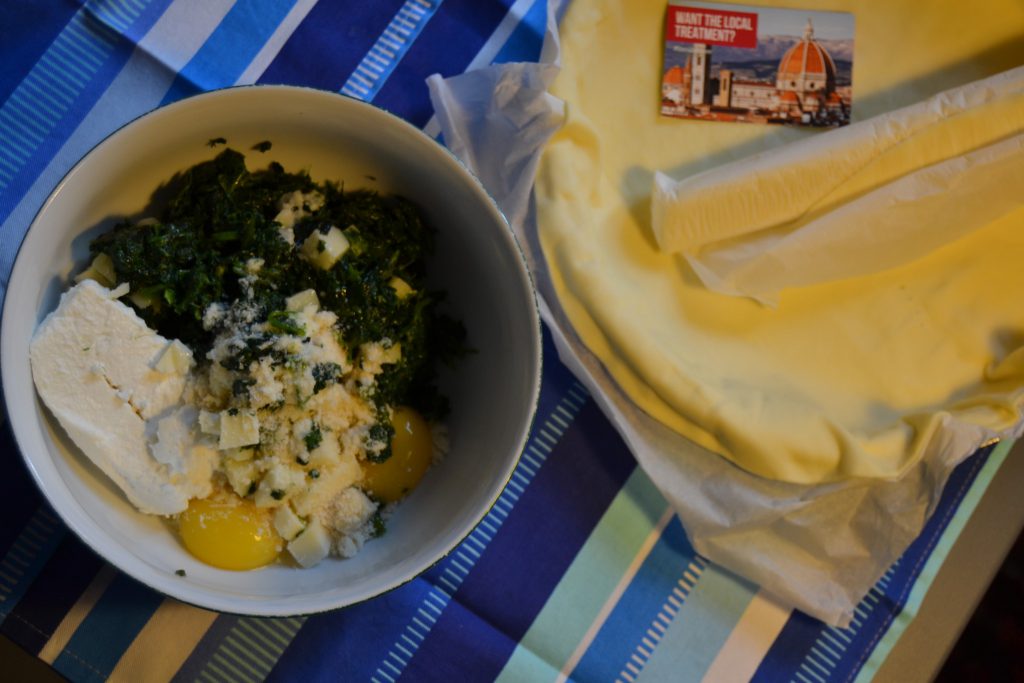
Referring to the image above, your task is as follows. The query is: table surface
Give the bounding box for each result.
[2,442,1020,681]
[875,441,1024,683]
[1,2,1022,681]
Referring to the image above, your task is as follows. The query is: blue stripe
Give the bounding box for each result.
[0,3,79,107]
[160,0,299,105]
[257,0,408,91]
[395,399,637,676]
[263,580,436,682]
[0,425,47,558]
[52,572,164,683]
[0,0,170,226]
[341,0,443,101]
[0,535,103,655]
[491,0,548,65]
[751,444,995,683]
[570,517,698,682]
[0,507,66,622]
[372,0,516,125]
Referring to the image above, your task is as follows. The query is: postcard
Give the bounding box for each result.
[661,1,855,126]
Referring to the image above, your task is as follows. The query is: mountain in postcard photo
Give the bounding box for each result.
[661,3,855,127]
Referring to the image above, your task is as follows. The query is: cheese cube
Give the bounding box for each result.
[273,505,306,541]
[287,518,332,568]
[91,253,117,284]
[108,282,130,299]
[155,339,194,374]
[301,227,349,270]
[223,447,254,462]
[380,342,401,365]
[218,410,260,449]
[198,410,221,435]
[286,289,320,312]
[224,459,258,498]
[128,290,155,309]
[389,277,414,299]
[74,254,116,288]
[253,463,306,508]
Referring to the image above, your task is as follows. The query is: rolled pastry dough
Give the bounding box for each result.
[536,0,1024,483]
[651,67,1024,253]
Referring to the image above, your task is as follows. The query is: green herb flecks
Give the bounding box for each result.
[267,310,304,336]
[304,424,322,452]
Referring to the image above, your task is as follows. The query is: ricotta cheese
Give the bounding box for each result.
[30,280,210,514]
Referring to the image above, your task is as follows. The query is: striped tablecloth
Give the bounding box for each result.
[0,2,1012,681]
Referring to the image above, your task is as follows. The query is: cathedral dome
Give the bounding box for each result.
[776,20,836,94]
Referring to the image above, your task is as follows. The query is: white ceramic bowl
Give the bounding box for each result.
[0,86,541,615]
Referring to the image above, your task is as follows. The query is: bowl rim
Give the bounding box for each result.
[0,84,543,616]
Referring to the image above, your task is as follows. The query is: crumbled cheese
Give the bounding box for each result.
[319,487,378,559]
[218,410,260,449]
[202,303,226,330]
[198,410,220,435]
[273,190,324,245]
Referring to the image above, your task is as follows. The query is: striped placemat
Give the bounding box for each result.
[0,2,1010,681]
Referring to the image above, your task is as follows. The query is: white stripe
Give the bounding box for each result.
[554,507,675,683]
[830,627,853,644]
[799,663,826,683]
[235,0,319,84]
[699,590,792,683]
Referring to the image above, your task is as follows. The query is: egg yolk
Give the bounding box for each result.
[178,496,281,570]
[363,407,433,503]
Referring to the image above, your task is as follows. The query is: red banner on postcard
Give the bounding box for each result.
[665,6,758,48]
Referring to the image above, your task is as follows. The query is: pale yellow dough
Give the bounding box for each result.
[537,0,1024,483]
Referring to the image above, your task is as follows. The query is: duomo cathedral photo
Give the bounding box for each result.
[662,20,852,126]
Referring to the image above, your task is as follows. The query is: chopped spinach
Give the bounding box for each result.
[90,147,465,419]
[312,362,342,394]
[304,424,322,452]
[267,310,304,336]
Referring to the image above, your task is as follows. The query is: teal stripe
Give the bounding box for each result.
[52,572,164,683]
[570,518,701,682]
[635,564,758,682]
[161,0,298,103]
[0,507,65,620]
[497,470,669,682]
